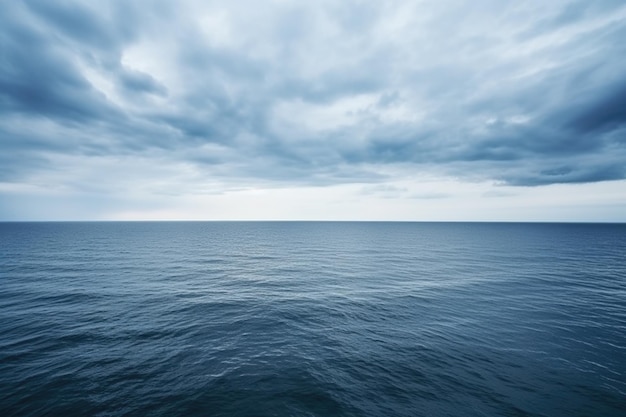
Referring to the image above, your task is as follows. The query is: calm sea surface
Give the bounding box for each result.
[1,222,625,416]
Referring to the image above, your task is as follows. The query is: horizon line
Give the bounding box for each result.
[1,220,624,224]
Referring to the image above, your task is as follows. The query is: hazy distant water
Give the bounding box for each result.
[1,222,625,417]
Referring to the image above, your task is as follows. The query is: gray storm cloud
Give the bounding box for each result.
[1,0,625,198]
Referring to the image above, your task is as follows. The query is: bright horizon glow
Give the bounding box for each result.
[2,179,625,222]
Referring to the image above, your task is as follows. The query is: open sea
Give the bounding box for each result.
[0,221,625,417]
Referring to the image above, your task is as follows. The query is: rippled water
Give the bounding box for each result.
[1,222,625,416]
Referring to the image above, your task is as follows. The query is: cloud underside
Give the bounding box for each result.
[1,0,625,193]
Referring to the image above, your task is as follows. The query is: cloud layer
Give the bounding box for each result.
[1,0,625,218]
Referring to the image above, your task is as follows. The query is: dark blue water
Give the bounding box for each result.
[1,222,625,416]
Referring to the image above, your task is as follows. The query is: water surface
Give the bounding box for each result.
[1,222,625,416]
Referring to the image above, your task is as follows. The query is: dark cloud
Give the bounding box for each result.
[568,82,626,134]
[1,0,625,203]
[504,163,625,186]
[23,0,138,50]
[0,1,125,128]
[118,68,168,96]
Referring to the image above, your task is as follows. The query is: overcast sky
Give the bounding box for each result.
[1,0,625,221]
